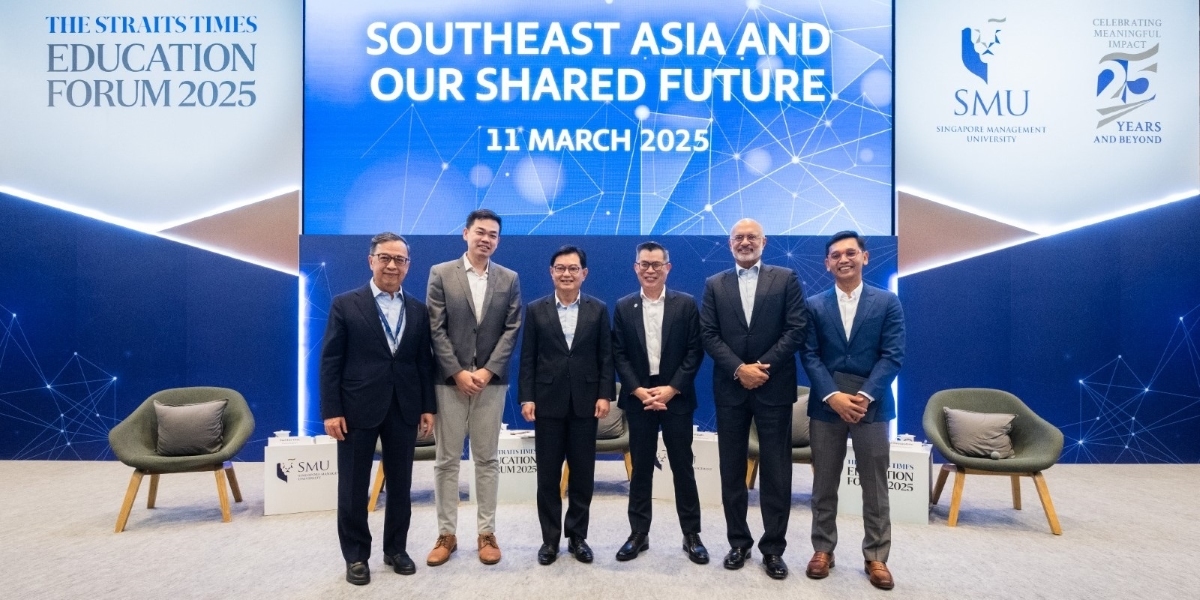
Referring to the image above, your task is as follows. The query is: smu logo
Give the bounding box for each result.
[954,17,1028,117]
[961,18,1005,83]
[276,461,292,482]
[1096,44,1158,128]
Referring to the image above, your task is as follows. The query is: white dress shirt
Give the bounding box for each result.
[463,254,489,324]
[736,261,761,323]
[640,288,666,376]
[555,293,580,350]
[370,279,406,353]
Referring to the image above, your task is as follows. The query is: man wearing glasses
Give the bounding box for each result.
[519,245,614,566]
[320,232,436,585]
[424,209,522,567]
[700,218,807,580]
[611,241,708,564]
[800,231,904,590]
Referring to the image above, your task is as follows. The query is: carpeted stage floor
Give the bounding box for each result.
[2,460,1196,599]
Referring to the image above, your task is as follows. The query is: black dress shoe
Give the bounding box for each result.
[567,537,594,563]
[723,547,751,570]
[682,533,709,565]
[383,552,416,575]
[762,554,789,580]
[345,561,370,585]
[616,532,649,561]
[537,543,558,565]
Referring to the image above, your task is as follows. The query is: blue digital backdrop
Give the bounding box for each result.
[304,0,894,237]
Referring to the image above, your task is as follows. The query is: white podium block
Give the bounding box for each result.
[837,441,932,525]
[263,437,339,515]
[651,432,722,506]
[467,430,537,504]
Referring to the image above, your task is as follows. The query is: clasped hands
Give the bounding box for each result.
[735,362,771,390]
[632,385,678,411]
[453,368,494,396]
[828,392,870,424]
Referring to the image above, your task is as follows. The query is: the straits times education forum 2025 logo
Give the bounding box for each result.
[939,17,1046,145]
[1094,18,1161,144]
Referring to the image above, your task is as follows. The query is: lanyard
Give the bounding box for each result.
[374,294,405,351]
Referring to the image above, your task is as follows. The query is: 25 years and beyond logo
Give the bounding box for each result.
[1096,44,1159,128]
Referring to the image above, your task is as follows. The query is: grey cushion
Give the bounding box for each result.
[155,399,227,456]
[597,404,626,440]
[943,407,1015,459]
[415,427,435,446]
[792,393,811,447]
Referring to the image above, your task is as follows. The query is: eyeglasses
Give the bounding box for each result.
[552,264,583,274]
[373,254,410,266]
[636,261,668,271]
[827,249,861,261]
[730,234,762,243]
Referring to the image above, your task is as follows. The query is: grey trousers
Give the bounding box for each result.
[810,418,891,563]
[433,384,507,535]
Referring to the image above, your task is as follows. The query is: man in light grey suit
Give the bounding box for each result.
[800,231,904,591]
[425,209,522,567]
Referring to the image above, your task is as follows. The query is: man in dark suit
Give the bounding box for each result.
[700,218,807,580]
[800,231,904,591]
[320,232,437,586]
[612,241,708,564]
[519,245,615,566]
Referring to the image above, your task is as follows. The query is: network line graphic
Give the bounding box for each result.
[1063,304,1200,463]
[0,302,120,460]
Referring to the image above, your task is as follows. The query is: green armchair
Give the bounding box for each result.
[108,387,255,532]
[747,386,812,489]
[368,432,437,512]
[562,382,631,498]
[923,388,1063,535]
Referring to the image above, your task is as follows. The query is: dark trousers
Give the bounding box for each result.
[336,401,417,563]
[810,418,891,562]
[716,398,792,555]
[626,393,701,534]
[534,410,598,546]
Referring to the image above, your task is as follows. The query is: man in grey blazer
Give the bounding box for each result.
[425,209,522,567]
[800,231,904,590]
[700,218,807,580]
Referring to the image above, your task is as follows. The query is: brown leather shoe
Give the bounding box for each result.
[478,533,502,565]
[806,552,834,579]
[426,534,457,566]
[865,560,894,590]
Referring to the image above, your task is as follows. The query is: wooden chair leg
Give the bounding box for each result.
[146,474,160,509]
[623,451,633,480]
[1011,475,1022,510]
[1032,472,1063,535]
[368,460,386,512]
[745,458,759,489]
[214,469,232,523]
[560,464,570,499]
[931,464,952,504]
[947,466,966,527]
[115,469,145,533]
[224,462,243,503]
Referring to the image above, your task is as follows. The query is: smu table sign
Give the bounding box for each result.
[838,435,932,525]
[465,427,538,504]
[263,431,339,515]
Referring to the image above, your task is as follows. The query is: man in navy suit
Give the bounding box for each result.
[611,241,708,564]
[800,231,905,591]
[519,245,615,566]
[700,218,807,580]
[320,232,437,586]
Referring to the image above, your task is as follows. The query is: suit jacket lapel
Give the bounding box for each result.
[356,286,393,355]
[721,270,748,329]
[451,261,480,322]
[824,288,848,346]
[750,266,775,329]
[659,291,674,354]
[478,266,498,323]
[847,285,876,347]
[546,297,570,353]
[631,298,648,357]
